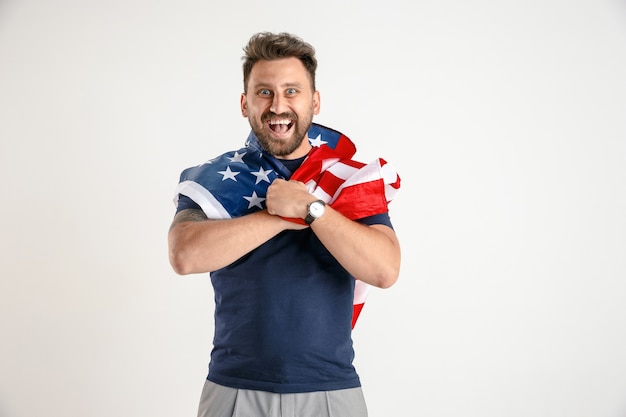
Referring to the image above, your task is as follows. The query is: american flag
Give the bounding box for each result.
[174,123,401,328]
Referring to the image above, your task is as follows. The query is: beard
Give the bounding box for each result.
[248,109,314,157]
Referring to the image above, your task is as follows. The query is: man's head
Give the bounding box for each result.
[242,32,317,94]
[240,32,320,159]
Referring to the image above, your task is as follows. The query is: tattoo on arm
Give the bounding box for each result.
[169,209,209,230]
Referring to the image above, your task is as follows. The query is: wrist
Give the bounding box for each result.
[304,199,326,225]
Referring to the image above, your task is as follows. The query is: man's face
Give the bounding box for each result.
[241,57,320,159]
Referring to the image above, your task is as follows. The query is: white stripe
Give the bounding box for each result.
[174,181,232,220]
[343,160,383,186]
[320,157,341,173]
[326,160,360,180]
[381,162,401,201]
[353,280,371,304]
[325,160,383,204]
[303,179,334,202]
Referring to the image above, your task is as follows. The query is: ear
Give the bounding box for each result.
[313,90,321,115]
[240,93,248,117]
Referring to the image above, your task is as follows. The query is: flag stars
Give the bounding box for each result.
[251,167,273,185]
[228,151,246,163]
[309,133,327,148]
[217,166,240,181]
[244,191,265,209]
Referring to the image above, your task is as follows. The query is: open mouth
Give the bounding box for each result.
[267,119,294,134]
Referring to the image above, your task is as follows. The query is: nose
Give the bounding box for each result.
[270,94,287,114]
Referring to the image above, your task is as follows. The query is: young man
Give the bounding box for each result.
[168,32,401,417]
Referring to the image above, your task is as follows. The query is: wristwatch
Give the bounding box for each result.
[304,199,326,225]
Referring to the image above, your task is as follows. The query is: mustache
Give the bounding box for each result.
[261,112,298,122]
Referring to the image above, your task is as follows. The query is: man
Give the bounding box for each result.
[168,32,401,417]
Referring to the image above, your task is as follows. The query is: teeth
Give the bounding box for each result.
[269,120,291,125]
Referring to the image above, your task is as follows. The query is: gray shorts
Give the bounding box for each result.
[197,380,368,417]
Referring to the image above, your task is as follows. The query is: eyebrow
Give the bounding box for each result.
[252,81,304,90]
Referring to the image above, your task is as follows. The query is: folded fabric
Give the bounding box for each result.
[174,123,401,327]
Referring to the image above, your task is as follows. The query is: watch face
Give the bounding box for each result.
[311,201,324,217]
[310,201,325,217]
[305,200,326,224]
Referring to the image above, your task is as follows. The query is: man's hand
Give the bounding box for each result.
[266,178,315,220]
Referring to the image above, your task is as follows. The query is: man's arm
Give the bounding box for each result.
[168,208,305,275]
[266,179,401,289]
[309,208,401,289]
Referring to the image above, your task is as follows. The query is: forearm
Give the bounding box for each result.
[310,206,401,288]
[168,210,288,275]
[265,179,401,287]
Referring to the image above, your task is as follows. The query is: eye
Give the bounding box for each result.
[286,88,298,95]
[258,89,272,96]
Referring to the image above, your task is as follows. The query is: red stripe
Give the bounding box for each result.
[331,179,388,220]
[317,171,345,198]
[352,303,365,329]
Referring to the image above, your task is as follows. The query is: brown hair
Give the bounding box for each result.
[242,32,317,93]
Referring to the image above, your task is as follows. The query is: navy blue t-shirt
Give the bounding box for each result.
[175,156,393,393]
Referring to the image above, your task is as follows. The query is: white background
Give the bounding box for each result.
[1,1,626,416]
